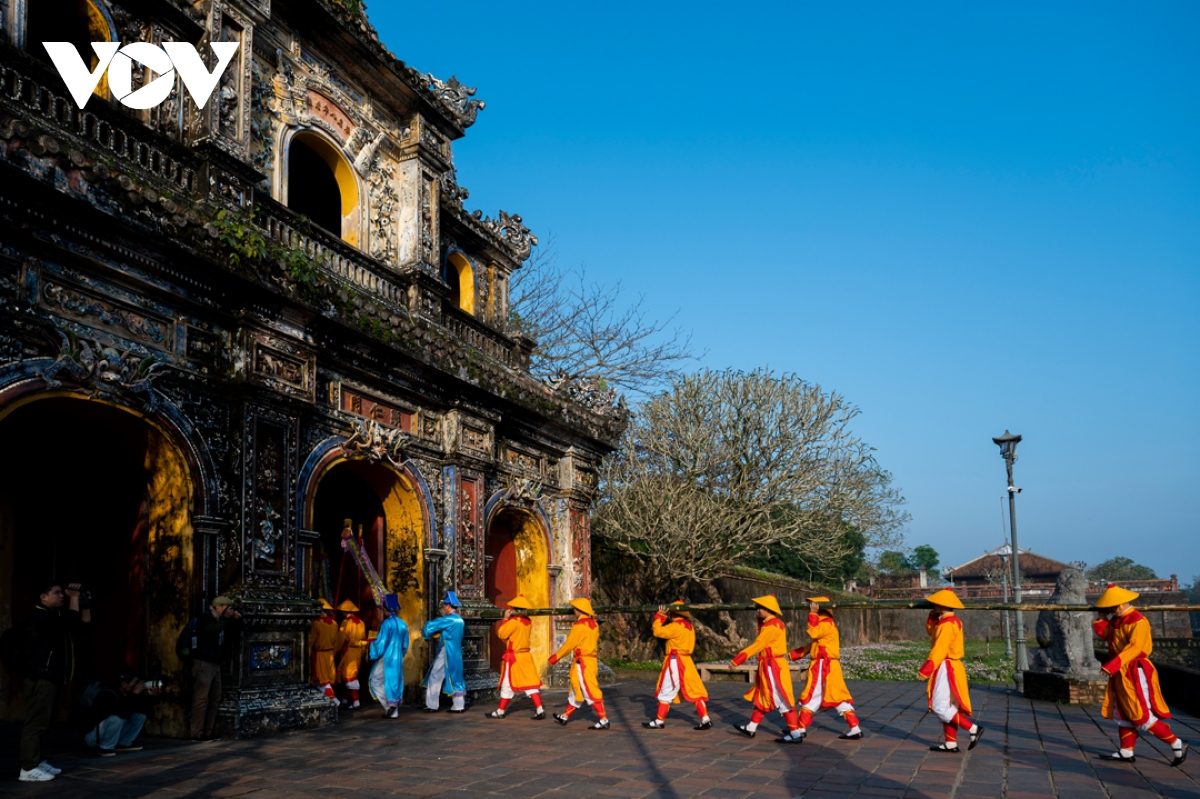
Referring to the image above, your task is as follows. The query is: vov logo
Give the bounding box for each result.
[42,41,240,110]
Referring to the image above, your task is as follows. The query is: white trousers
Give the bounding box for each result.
[930,661,960,724]
[1116,665,1161,734]
[499,668,540,700]
[425,650,465,710]
[762,663,791,716]
[567,661,596,708]
[800,664,854,715]
[656,658,683,703]
[369,659,394,710]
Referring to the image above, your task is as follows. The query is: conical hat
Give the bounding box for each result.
[318,598,333,611]
[924,588,964,609]
[336,600,359,612]
[1092,584,1139,609]
[668,600,691,618]
[806,596,831,604]
[752,595,783,616]
[507,594,533,610]
[569,597,596,616]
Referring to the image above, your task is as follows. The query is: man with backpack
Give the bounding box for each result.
[16,582,91,783]
[188,596,241,742]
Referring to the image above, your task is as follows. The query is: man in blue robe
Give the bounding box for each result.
[368,594,409,719]
[422,591,467,712]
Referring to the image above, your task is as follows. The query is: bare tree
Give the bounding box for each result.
[508,236,698,402]
[593,369,909,651]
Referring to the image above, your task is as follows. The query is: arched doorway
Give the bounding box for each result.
[485,508,551,677]
[27,0,115,100]
[310,460,425,692]
[445,250,475,314]
[0,395,195,737]
[285,131,360,247]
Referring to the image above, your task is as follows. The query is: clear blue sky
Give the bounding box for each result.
[369,2,1200,583]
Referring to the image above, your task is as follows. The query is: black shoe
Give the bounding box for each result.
[589,719,610,730]
[839,731,864,740]
[447,708,467,714]
[554,713,569,725]
[423,707,440,713]
[98,749,116,758]
[487,710,506,719]
[115,744,144,752]
[387,707,400,719]
[694,719,712,730]
[642,720,665,729]
[532,709,546,720]
[1170,741,1189,767]
[968,726,984,751]
[929,743,960,753]
[737,724,756,739]
[775,732,805,744]
[1099,751,1135,763]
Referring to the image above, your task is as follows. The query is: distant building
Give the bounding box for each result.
[943,544,1069,590]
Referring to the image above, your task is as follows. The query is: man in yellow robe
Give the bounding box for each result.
[548,598,609,730]
[310,599,339,699]
[335,600,367,709]
[731,595,805,743]
[487,595,546,720]
[1092,585,1188,766]
[917,589,983,752]
[643,601,710,730]
[788,596,862,740]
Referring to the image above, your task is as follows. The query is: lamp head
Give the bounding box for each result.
[992,430,1022,461]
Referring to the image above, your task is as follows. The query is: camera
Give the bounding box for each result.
[142,680,163,691]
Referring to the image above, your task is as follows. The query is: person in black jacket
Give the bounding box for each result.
[189,596,241,741]
[81,673,161,756]
[18,582,91,783]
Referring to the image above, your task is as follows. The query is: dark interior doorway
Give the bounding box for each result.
[28,1,103,67]
[0,398,151,688]
[287,137,343,237]
[311,463,386,630]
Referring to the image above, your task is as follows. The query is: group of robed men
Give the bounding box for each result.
[309,591,468,718]
[311,584,1190,767]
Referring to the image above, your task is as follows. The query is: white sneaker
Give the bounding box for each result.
[19,767,56,782]
[38,761,62,775]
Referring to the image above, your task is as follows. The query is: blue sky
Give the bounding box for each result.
[369,2,1199,583]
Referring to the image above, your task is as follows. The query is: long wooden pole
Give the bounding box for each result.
[474,601,1200,619]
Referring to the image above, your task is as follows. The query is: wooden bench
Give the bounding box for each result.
[696,661,808,683]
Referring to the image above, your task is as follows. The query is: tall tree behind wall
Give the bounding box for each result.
[593,368,909,651]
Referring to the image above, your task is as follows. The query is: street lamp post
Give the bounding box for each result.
[993,430,1027,692]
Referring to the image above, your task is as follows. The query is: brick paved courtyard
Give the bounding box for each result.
[3,678,1197,798]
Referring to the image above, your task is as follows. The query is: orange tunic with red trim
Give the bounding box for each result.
[1093,608,1171,725]
[651,613,708,703]
[310,616,340,686]
[790,612,854,708]
[496,616,542,691]
[336,615,367,683]
[550,617,602,700]
[732,616,796,712]
[917,612,972,715]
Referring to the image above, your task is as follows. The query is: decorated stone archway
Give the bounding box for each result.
[0,371,209,738]
[298,431,436,693]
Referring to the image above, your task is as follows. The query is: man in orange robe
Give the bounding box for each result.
[643,601,710,730]
[918,589,983,752]
[335,600,367,709]
[548,598,609,730]
[310,599,339,700]
[487,595,546,720]
[1092,585,1188,766]
[731,595,805,743]
[788,596,862,739]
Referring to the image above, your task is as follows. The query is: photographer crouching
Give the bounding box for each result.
[80,673,162,756]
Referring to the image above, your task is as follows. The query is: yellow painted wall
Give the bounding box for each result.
[511,511,552,681]
[447,251,476,315]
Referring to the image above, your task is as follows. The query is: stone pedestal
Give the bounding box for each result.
[217,686,337,738]
[1023,671,1107,705]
